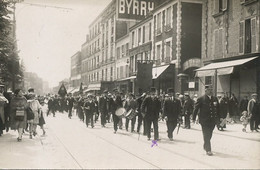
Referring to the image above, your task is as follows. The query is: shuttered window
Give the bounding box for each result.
[239,21,245,54]
[214,0,220,14]
[251,17,256,52]
[213,0,228,15]
[222,0,227,11]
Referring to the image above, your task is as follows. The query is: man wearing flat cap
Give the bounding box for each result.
[193,85,220,156]
[141,87,161,140]
[247,93,259,132]
[163,88,181,141]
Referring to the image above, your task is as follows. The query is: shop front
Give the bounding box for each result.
[196,54,260,101]
[152,64,175,94]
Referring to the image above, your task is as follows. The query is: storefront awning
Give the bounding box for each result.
[84,83,101,92]
[195,56,258,77]
[70,88,79,94]
[118,76,136,81]
[153,65,170,79]
[67,87,75,93]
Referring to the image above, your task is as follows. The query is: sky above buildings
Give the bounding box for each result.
[16,0,111,87]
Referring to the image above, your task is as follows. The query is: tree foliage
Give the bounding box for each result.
[0,1,22,88]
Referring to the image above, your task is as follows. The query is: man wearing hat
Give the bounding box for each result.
[163,88,181,141]
[98,90,109,127]
[109,89,123,133]
[247,93,259,132]
[141,87,161,140]
[183,93,193,129]
[124,93,137,132]
[136,92,147,135]
[84,94,96,128]
[193,85,220,156]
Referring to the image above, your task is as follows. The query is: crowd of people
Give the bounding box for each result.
[0,86,46,141]
[0,83,259,156]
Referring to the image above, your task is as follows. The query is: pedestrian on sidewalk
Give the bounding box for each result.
[193,85,220,156]
[38,109,46,135]
[27,93,41,139]
[3,89,12,133]
[10,89,28,141]
[0,84,9,136]
[229,93,239,123]
[183,93,193,129]
[38,99,46,135]
[247,93,259,132]
[163,88,181,141]
[240,111,250,132]
[218,93,229,131]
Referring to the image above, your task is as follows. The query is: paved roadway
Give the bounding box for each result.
[0,107,260,169]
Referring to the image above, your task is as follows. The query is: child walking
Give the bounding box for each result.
[240,111,250,132]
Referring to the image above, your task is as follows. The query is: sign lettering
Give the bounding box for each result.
[117,0,161,20]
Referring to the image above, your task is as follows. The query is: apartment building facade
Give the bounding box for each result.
[196,0,260,100]
[150,0,202,94]
[70,51,81,88]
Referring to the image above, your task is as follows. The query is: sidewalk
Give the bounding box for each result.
[0,126,80,169]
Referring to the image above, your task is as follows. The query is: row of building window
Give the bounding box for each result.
[116,43,129,59]
[131,22,152,48]
[82,67,114,83]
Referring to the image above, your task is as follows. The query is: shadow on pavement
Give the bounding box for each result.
[213,151,244,160]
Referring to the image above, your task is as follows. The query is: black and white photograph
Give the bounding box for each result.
[0,0,260,169]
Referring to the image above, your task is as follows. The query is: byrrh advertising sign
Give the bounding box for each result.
[116,0,161,20]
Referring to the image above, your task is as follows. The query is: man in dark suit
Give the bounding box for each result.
[67,94,74,119]
[193,85,220,156]
[136,93,147,135]
[109,89,123,133]
[98,90,109,127]
[183,93,193,129]
[141,87,161,141]
[163,88,181,141]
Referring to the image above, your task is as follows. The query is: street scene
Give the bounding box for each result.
[0,0,260,169]
[0,106,260,169]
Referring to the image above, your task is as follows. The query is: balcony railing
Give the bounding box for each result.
[156,27,162,36]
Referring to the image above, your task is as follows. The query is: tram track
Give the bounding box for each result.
[46,115,162,169]
[56,115,215,169]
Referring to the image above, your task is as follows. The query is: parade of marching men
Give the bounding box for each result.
[1,0,260,169]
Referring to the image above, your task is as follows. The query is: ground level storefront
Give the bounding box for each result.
[196,54,260,101]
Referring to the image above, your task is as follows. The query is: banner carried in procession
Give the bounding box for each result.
[136,61,153,93]
[58,83,67,97]
[116,0,163,20]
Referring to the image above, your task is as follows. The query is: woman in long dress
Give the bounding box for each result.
[27,93,41,139]
[10,89,27,141]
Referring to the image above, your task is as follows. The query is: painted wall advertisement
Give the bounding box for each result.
[116,0,162,20]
